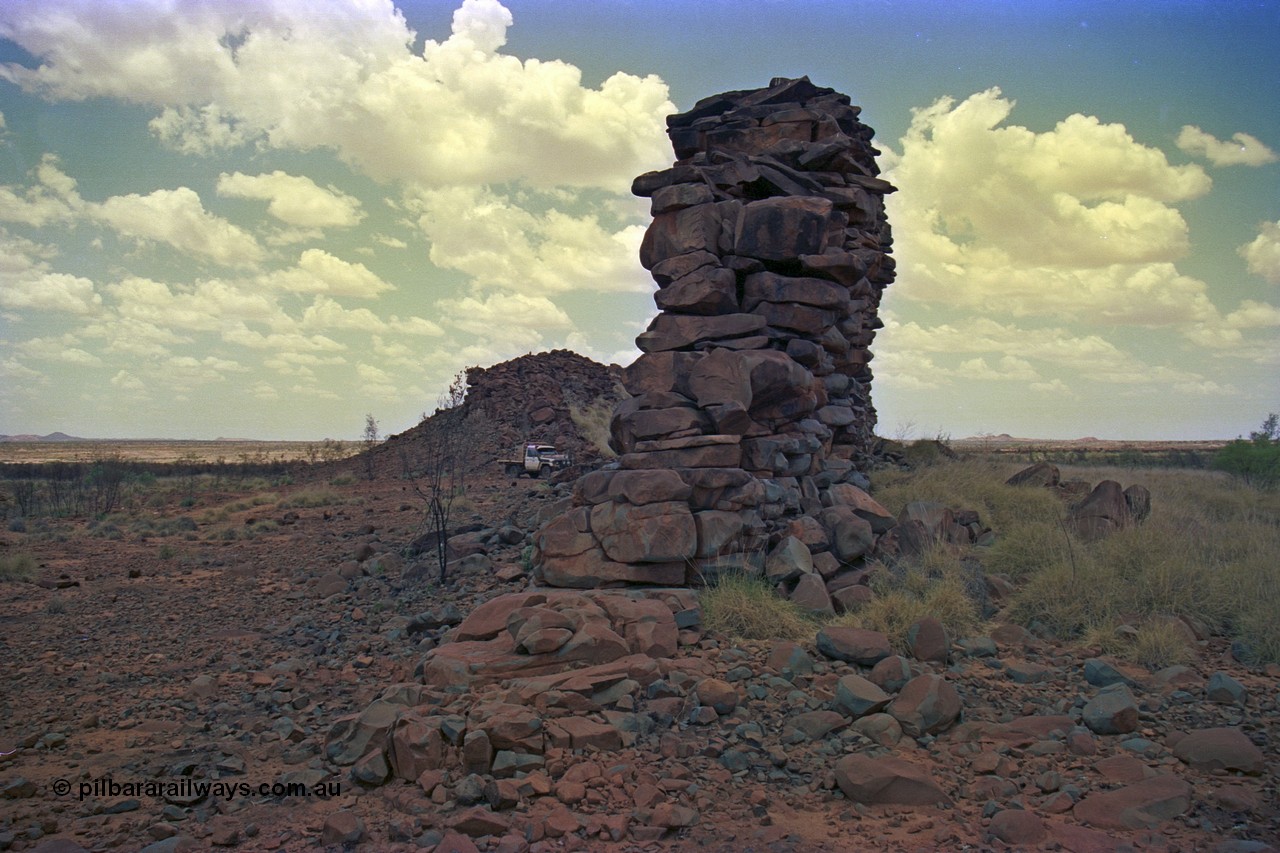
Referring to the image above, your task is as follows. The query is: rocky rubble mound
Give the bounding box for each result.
[331,585,1278,851]
[376,350,622,479]
[534,76,900,591]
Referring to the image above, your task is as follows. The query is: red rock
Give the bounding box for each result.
[789,709,847,740]
[324,699,401,766]
[434,831,482,853]
[1052,824,1122,853]
[815,626,891,665]
[824,483,896,532]
[546,717,622,752]
[987,809,1047,845]
[452,806,510,837]
[649,802,700,828]
[733,196,833,260]
[1072,775,1192,829]
[886,674,962,737]
[542,806,582,837]
[609,469,695,506]
[636,312,767,353]
[455,592,545,642]
[833,673,890,718]
[694,678,738,715]
[831,584,874,613]
[818,506,875,560]
[789,572,834,615]
[1006,462,1060,487]
[1095,755,1153,783]
[389,711,445,781]
[590,500,697,564]
[654,266,738,315]
[906,616,950,664]
[994,715,1077,742]
[1069,480,1133,541]
[321,810,365,845]
[833,754,952,806]
[1172,727,1265,774]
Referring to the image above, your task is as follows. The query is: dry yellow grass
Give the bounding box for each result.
[567,394,622,460]
[699,571,818,641]
[0,552,37,582]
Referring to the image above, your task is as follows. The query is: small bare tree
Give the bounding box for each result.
[412,372,470,584]
[362,413,379,480]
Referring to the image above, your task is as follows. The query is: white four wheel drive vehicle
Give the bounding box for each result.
[500,444,571,479]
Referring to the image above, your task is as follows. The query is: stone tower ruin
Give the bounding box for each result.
[534,76,896,591]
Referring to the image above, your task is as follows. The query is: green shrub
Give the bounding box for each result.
[1213,439,1280,489]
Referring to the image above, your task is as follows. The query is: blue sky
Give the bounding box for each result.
[1,0,1277,440]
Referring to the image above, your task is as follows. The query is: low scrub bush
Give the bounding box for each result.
[699,571,817,641]
[1212,412,1279,489]
[278,489,342,508]
[0,552,37,582]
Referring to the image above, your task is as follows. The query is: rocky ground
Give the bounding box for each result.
[1,456,1277,853]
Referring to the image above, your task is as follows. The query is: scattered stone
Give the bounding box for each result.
[833,754,952,806]
[815,626,892,666]
[1172,727,1265,774]
[832,674,891,718]
[1082,683,1139,735]
[1072,775,1192,830]
[886,674,962,738]
[1206,671,1248,705]
[906,616,949,664]
[987,809,1047,846]
[320,810,365,846]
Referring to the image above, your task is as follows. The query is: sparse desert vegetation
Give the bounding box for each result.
[0,551,37,582]
[697,446,1280,668]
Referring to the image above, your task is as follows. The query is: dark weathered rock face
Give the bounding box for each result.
[535,77,896,589]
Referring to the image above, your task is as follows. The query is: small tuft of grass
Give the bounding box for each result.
[0,552,38,582]
[699,571,818,641]
[45,595,67,615]
[280,488,342,508]
[835,547,981,652]
[1129,620,1195,669]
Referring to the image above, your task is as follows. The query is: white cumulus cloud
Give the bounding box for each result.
[94,187,264,267]
[1239,221,1280,283]
[885,89,1219,327]
[260,248,394,298]
[1177,126,1278,167]
[0,0,673,191]
[217,171,365,228]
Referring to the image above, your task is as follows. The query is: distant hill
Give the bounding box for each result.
[370,349,625,479]
[0,432,84,442]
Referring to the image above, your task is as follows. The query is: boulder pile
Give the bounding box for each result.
[535,76,899,590]
[1005,462,1152,541]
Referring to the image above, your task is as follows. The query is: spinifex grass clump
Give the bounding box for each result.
[699,571,819,642]
[987,464,1280,664]
[0,552,37,582]
[832,544,982,653]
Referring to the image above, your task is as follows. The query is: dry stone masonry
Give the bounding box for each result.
[535,77,901,591]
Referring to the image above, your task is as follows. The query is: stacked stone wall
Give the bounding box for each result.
[534,77,897,592]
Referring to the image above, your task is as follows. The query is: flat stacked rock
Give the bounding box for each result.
[535,77,898,589]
